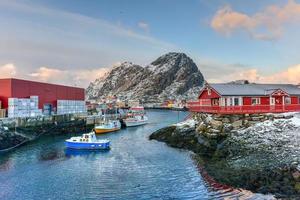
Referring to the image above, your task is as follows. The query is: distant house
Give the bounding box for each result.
[188,83,300,114]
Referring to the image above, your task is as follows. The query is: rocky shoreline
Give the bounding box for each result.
[150,112,300,198]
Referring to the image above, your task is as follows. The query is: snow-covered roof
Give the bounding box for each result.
[209,83,300,96]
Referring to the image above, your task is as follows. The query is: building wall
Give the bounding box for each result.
[0,78,85,109]
[261,97,270,105]
[243,97,252,105]
[291,96,299,104]
[0,79,12,109]
[199,88,220,99]
[243,96,269,106]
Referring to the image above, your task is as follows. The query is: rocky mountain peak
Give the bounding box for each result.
[86,52,205,102]
[147,52,198,74]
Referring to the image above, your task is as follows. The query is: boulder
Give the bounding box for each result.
[292,171,300,181]
[209,119,223,130]
[295,182,300,193]
[251,116,265,121]
[205,133,218,139]
[222,124,233,133]
[208,128,221,134]
[196,123,207,133]
[232,120,243,129]
[222,117,230,123]
[230,115,242,123]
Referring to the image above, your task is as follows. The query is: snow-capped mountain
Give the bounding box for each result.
[86,52,205,103]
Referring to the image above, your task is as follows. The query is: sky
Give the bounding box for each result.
[1,0,300,87]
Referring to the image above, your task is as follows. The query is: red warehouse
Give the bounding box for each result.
[188,83,300,114]
[0,78,85,110]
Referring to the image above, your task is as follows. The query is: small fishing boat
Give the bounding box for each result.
[124,106,148,127]
[65,132,110,150]
[94,120,121,134]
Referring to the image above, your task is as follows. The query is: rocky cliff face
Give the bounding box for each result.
[86,52,204,102]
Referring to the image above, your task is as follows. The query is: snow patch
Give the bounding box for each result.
[175,119,196,128]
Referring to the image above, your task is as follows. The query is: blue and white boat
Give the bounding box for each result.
[65,132,110,150]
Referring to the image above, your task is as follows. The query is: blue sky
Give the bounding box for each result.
[1,0,300,86]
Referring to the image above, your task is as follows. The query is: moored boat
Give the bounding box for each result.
[65,132,110,150]
[94,120,121,134]
[124,106,148,127]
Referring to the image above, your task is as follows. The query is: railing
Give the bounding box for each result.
[187,102,300,114]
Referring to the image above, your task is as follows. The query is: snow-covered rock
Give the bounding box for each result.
[175,119,196,129]
[227,113,300,169]
[86,52,205,102]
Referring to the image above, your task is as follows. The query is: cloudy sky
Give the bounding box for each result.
[1,0,300,87]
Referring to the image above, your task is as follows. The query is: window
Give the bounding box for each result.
[229,98,233,106]
[207,89,211,96]
[285,97,291,104]
[251,98,260,105]
[212,99,219,106]
[234,97,239,106]
[270,97,275,105]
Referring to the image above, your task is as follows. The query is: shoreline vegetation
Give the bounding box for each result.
[150,112,300,199]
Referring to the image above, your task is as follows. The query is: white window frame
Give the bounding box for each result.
[233,97,240,106]
[251,97,260,105]
[270,97,275,106]
[285,97,291,105]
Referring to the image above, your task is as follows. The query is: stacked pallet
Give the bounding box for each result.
[8,96,43,118]
[0,100,5,118]
[57,100,87,115]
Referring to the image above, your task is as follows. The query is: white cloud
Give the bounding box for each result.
[138,21,150,32]
[211,0,300,40]
[208,64,300,84]
[0,63,17,78]
[29,66,110,87]
[0,63,110,87]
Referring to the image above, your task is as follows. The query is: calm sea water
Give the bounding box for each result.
[0,110,212,200]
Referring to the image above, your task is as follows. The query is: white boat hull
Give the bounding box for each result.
[124,119,148,127]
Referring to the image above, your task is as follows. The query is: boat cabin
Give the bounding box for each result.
[188,83,300,114]
[70,132,97,143]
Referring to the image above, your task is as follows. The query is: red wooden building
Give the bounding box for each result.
[188,83,300,114]
[0,78,85,110]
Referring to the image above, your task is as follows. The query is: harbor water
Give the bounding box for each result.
[0,110,212,200]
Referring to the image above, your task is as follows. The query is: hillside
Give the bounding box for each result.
[86,52,205,103]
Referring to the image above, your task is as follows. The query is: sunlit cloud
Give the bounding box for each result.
[29,66,110,87]
[0,63,110,87]
[211,0,300,41]
[208,64,300,84]
[0,63,17,78]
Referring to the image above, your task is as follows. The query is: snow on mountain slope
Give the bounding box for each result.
[86,52,205,102]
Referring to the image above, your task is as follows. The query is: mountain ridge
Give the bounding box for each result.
[86,52,205,103]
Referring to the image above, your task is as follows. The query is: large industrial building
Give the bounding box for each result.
[0,78,86,117]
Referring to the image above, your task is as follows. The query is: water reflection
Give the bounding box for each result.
[64,148,110,157]
[0,156,11,171]
[38,148,65,161]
